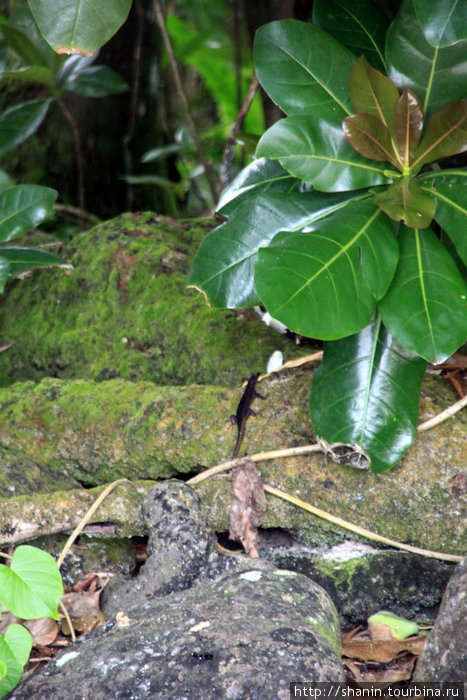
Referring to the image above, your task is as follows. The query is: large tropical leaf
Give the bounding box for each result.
[0,185,57,242]
[255,200,398,339]
[348,55,399,133]
[379,225,467,363]
[420,170,467,265]
[310,316,426,473]
[394,88,424,166]
[374,177,436,228]
[0,99,51,155]
[414,0,467,48]
[254,19,355,118]
[0,256,10,293]
[256,115,391,192]
[0,246,62,275]
[386,0,467,118]
[411,100,467,171]
[188,191,364,307]
[313,0,388,72]
[28,0,132,56]
[217,159,298,216]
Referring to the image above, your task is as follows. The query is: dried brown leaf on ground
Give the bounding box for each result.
[229,459,267,558]
[344,653,417,684]
[342,634,425,662]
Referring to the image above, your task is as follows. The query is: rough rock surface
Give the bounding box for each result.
[10,482,344,699]
[413,555,467,682]
[264,541,454,627]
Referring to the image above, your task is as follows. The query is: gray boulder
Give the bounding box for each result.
[413,555,467,682]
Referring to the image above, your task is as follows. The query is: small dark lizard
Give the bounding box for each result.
[230,373,265,459]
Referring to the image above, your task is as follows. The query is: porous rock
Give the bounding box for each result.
[413,555,467,682]
[11,482,344,699]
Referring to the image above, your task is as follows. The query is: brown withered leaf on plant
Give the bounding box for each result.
[229,459,267,558]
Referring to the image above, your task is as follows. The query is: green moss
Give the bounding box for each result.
[307,618,341,655]
[0,212,306,388]
[315,554,374,592]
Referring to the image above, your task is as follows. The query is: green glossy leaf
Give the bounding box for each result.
[1,66,54,86]
[0,256,10,293]
[188,191,363,307]
[0,634,23,699]
[0,99,51,155]
[374,178,436,228]
[386,0,467,117]
[394,88,424,166]
[256,115,391,192]
[28,0,132,56]
[420,170,467,265]
[349,55,399,133]
[254,19,354,117]
[217,158,298,215]
[1,23,46,65]
[63,65,128,97]
[0,186,57,242]
[343,113,399,166]
[0,246,62,274]
[255,200,398,339]
[311,315,426,473]
[414,0,467,48]
[4,625,32,667]
[313,0,388,71]
[412,101,467,171]
[0,545,62,620]
[379,225,467,363]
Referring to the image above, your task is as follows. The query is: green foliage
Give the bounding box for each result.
[0,545,63,698]
[29,0,132,56]
[189,0,467,472]
[0,6,128,155]
[0,183,60,292]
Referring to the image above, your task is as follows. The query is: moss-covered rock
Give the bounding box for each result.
[0,371,464,555]
[0,212,305,387]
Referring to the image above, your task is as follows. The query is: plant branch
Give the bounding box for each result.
[220,75,259,190]
[153,0,219,206]
[57,98,86,213]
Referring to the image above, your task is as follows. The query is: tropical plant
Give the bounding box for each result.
[0,545,63,698]
[0,4,129,210]
[0,180,60,292]
[188,0,467,472]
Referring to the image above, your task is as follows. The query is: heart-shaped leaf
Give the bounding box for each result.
[343,113,399,166]
[0,186,58,243]
[394,88,424,166]
[374,178,436,228]
[254,19,354,118]
[255,200,398,339]
[0,99,51,155]
[256,115,391,191]
[349,55,399,132]
[217,158,298,216]
[420,170,467,265]
[379,225,467,363]
[29,0,132,56]
[414,0,467,48]
[313,0,388,72]
[0,545,63,620]
[386,0,467,117]
[0,627,27,698]
[310,315,426,473]
[412,100,467,171]
[188,191,363,307]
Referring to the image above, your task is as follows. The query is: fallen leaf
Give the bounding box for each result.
[229,459,266,558]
